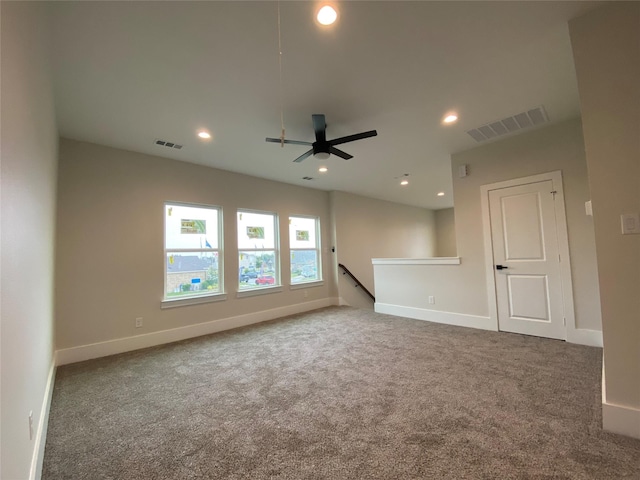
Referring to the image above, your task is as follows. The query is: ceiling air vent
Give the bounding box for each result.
[155,139,183,150]
[466,106,549,143]
[302,176,314,181]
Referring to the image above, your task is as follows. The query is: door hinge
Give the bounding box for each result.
[563,317,566,326]
[558,254,561,262]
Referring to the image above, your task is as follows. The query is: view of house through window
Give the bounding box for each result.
[290,215,321,284]
[237,210,279,289]
[164,203,222,299]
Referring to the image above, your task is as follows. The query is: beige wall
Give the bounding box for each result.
[0,2,58,478]
[375,119,602,331]
[55,139,334,349]
[451,118,602,331]
[330,191,436,309]
[570,2,640,410]
[435,208,457,257]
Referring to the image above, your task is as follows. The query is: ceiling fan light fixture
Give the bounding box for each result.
[317,5,338,26]
[314,151,330,160]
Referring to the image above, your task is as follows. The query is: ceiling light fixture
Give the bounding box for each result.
[443,113,458,124]
[317,5,338,25]
[197,131,211,139]
[318,166,328,173]
[396,173,410,186]
[437,192,445,196]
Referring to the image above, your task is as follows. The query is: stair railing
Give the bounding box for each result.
[338,263,375,302]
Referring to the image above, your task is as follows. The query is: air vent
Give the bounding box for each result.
[467,106,549,143]
[302,176,314,181]
[155,139,183,150]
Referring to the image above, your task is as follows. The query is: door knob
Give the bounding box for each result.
[495,265,509,270]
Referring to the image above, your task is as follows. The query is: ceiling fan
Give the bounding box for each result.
[266,114,378,163]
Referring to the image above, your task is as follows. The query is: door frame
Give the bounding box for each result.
[480,171,577,340]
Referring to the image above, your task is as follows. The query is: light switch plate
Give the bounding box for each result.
[585,200,593,216]
[621,213,640,235]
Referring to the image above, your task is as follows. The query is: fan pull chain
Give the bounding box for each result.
[277,1,285,147]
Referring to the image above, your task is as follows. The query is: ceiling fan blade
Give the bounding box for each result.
[293,149,314,163]
[312,114,326,143]
[329,130,378,146]
[329,147,353,160]
[266,137,313,146]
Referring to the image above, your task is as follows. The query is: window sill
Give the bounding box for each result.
[290,280,324,290]
[161,293,227,309]
[237,285,284,298]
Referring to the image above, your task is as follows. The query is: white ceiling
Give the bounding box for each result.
[49,1,600,209]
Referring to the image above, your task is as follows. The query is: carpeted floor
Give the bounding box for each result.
[43,306,640,479]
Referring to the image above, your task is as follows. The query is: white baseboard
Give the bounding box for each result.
[602,402,640,439]
[30,358,56,480]
[601,358,640,439]
[338,296,349,306]
[374,303,496,331]
[56,298,339,366]
[567,327,603,348]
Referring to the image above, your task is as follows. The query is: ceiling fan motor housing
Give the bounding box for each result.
[313,143,331,159]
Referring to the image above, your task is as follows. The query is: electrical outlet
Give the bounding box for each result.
[428,296,435,304]
[29,411,33,440]
[135,317,143,328]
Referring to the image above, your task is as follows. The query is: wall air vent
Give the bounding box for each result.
[466,106,549,143]
[154,139,183,150]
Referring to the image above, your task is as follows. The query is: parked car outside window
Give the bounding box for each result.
[255,275,275,285]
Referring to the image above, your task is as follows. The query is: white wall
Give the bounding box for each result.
[330,191,436,309]
[435,208,457,257]
[55,139,335,352]
[0,2,58,478]
[569,2,640,433]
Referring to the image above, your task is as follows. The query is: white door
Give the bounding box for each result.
[488,180,566,340]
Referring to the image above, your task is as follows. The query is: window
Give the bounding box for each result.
[237,210,279,290]
[164,203,222,300]
[289,215,321,284]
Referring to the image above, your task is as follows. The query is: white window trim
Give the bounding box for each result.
[161,293,228,309]
[290,280,324,290]
[237,208,281,289]
[164,201,224,303]
[289,215,322,285]
[236,285,284,298]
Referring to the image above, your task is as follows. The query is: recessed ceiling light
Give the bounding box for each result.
[318,166,328,173]
[197,131,211,139]
[317,5,338,25]
[443,113,458,124]
[437,192,445,196]
[400,180,409,186]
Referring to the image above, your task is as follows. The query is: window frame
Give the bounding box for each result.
[237,208,281,295]
[162,201,225,307]
[289,215,323,287]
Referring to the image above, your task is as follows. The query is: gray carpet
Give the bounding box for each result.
[43,306,640,479]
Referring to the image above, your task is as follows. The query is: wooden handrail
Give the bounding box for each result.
[338,263,375,302]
